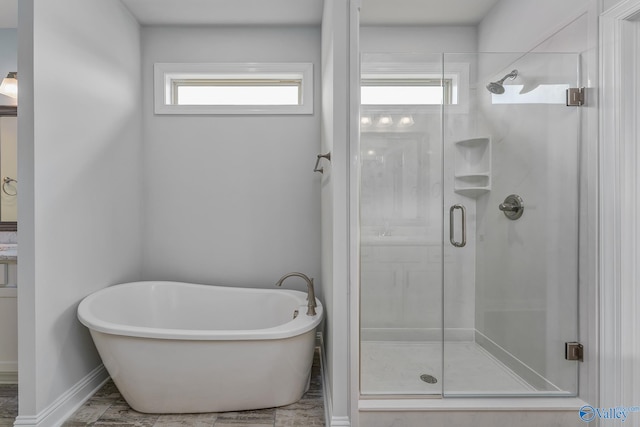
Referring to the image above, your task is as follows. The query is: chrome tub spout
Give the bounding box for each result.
[275,272,317,316]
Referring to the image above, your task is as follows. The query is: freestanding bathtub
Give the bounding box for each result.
[77,281,323,414]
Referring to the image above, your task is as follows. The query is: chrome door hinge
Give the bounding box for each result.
[565,342,584,361]
[566,87,585,106]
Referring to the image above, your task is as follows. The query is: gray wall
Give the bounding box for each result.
[18,0,143,417]
[140,26,322,294]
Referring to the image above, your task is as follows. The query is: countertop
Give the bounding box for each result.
[0,244,17,262]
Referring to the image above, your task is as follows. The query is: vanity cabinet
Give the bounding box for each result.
[0,285,17,383]
[0,255,17,383]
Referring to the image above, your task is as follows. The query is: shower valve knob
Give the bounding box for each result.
[499,194,524,220]
[499,203,519,212]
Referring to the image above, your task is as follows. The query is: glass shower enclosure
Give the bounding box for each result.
[359,52,580,397]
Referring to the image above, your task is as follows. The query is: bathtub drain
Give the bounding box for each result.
[420,374,437,384]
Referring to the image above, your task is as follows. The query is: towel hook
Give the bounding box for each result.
[314,152,331,174]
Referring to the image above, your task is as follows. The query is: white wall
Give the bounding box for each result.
[18,0,143,420]
[478,0,590,52]
[603,0,627,12]
[474,52,581,391]
[599,0,640,416]
[322,0,352,424]
[140,26,322,294]
[360,25,477,53]
[321,0,336,403]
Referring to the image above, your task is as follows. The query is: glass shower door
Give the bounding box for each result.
[442,52,581,396]
[358,51,580,398]
[359,53,444,396]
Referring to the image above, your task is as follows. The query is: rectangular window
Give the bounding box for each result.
[361,78,452,105]
[173,80,301,106]
[154,63,313,115]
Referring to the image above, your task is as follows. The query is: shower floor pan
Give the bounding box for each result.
[361,341,536,395]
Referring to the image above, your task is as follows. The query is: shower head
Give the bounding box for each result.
[486,69,519,94]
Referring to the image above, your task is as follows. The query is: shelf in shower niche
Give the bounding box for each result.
[454,174,490,196]
[454,138,491,198]
[454,173,490,180]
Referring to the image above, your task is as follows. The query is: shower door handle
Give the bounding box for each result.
[449,204,466,248]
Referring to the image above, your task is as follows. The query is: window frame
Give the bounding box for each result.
[154,62,314,115]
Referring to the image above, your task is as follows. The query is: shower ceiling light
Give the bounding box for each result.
[377,115,393,127]
[0,72,17,99]
[398,115,414,127]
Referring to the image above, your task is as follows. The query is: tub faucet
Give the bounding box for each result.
[275,272,317,316]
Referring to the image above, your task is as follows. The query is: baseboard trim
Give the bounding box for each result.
[0,362,18,384]
[0,370,18,384]
[329,416,352,426]
[317,332,351,427]
[328,417,351,427]
[359,396,587,411]
[14,364,109,427]
[318,332,332,427]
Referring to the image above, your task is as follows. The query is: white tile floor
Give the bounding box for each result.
[361,341,535,395]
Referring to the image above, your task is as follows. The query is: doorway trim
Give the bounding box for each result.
[599,0,640,412]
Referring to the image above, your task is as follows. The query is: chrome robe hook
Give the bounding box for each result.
[313,152,331,174]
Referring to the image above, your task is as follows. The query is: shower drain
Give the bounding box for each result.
[420,374,438,384]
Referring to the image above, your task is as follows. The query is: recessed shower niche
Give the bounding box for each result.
[453,137,491,197]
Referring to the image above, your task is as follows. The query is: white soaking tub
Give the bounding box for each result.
[77,281,323,413]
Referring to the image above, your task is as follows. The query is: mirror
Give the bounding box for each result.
[0,106,16,231]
